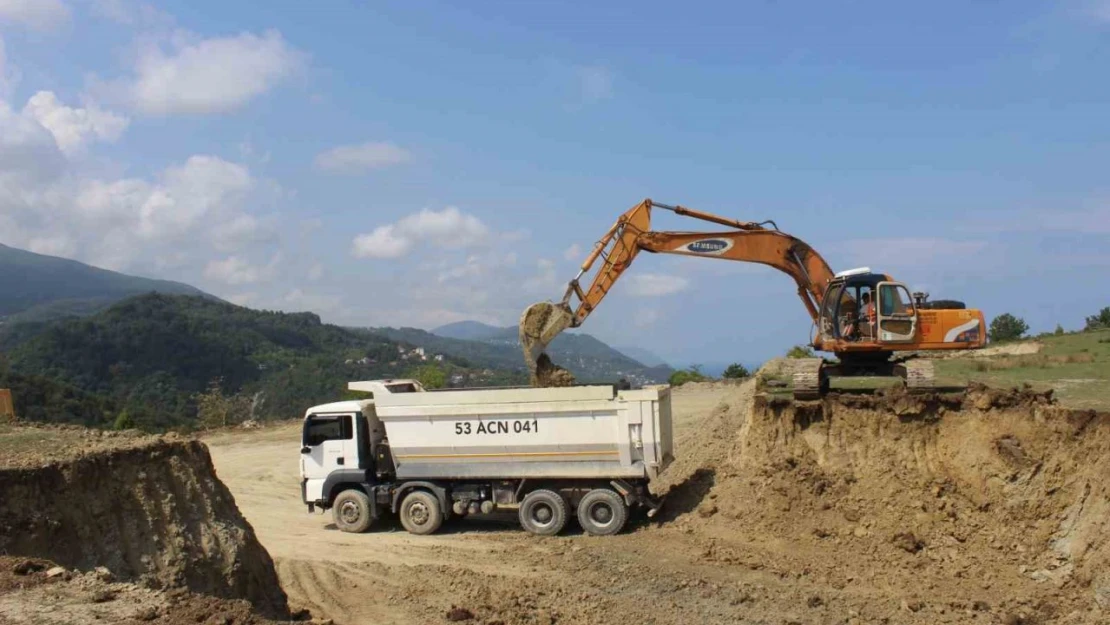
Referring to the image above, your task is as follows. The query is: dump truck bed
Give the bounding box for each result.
[372,385,673,481]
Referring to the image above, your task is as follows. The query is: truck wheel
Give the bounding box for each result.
[333,489,374,533]
[400,490,443,535]
[518,489,568,536]
[577,489,628,536]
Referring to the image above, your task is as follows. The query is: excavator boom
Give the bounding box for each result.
[519,199,836,369]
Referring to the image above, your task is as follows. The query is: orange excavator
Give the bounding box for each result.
[520,199,986,399]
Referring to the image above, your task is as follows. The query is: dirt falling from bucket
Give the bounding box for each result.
[530,354,576,388]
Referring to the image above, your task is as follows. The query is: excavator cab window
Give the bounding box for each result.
[821,279,885,342]
[818,282,845,341]
[837,289,858,339]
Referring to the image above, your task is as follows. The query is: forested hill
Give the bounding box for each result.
[0,294,487,430]
[0,243,211,322]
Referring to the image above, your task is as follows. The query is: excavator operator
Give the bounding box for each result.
[859,291,876,339]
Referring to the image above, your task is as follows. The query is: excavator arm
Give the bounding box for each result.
[520,199,836,367]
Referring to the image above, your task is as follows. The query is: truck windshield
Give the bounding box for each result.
[304,414,353,447]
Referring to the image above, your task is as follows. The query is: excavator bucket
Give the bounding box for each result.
[519,301,575,372]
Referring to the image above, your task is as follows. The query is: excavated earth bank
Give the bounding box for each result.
[0,433,289,619]
[655,372,1110,624]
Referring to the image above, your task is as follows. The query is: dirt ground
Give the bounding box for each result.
[0,556,290,625]
[205,378,1110,625]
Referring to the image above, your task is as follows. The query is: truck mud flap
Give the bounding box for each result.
[610,479,664,517]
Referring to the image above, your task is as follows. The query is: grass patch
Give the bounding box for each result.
[936,328,1110,410]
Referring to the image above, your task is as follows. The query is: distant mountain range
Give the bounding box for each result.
[0,243,672,430]
[0,293,525,430]
[0,243,212,323]
[431,320,506,341]
[613,345,670,368]
[370,320,674,385]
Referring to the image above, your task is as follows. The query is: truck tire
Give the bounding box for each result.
[399,490,443,535]
[518,489,568,536]
[576,488,628,536]
[333,489,374,533]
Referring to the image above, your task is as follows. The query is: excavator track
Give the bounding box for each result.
[897,359,935,392]
[792,358,827,401]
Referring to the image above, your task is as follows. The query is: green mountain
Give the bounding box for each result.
[378,321,675,385]
[1,294,514,430]
[615,346,670,368]
[0,243,211,322]
[431,320,505,341]
[371,326,523,371]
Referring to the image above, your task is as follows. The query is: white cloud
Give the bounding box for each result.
[122,30,303,115]
[203,256,268,285]
[284,288,339,314]
[352,206,490,259]
[211,213,266,251]
[523,258,560,293]
[307,263,324,281]
[563,243,582,261]
[22,91,129,156]
[437,254,484,283]
[2,152,268,271]
[138,155,253,238]
[314,141,411,174]
[351,225,410,259]
[625,273,690,297]
[226,292,259,307]
[27,233,76,257]
[0,100,67,181]
[0,0,71,31]
[578,65,613,103]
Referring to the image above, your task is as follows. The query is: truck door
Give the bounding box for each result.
[301,413,356,502]
[875,282,918,344]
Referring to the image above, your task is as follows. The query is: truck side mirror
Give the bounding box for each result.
[300,446,312,454]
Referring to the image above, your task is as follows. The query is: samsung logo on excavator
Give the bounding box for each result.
[684,239,731,254]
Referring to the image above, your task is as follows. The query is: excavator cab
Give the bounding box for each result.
[816,268,918,347]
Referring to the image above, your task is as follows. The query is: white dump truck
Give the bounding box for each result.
[299,379,673,536]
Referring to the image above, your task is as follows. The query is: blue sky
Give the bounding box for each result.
[1,0,1108,366]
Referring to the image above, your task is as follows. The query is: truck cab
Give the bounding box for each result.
[299,379,423,511]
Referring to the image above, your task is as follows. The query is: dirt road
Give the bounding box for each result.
[206,383,757,625]
[207,380,1108,625]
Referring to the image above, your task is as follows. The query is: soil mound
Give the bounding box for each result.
[0,556,297,625]
[0,436,289,618]
[656,372,1110,623]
